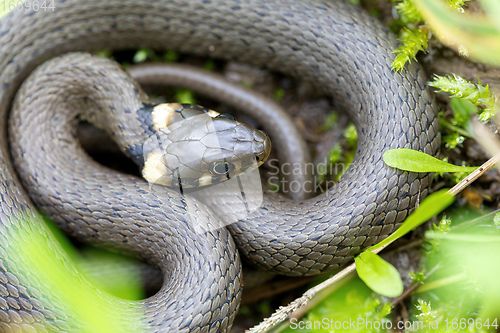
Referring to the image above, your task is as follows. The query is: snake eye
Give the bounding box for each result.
[209,161,235,175]
[215,113,236,121]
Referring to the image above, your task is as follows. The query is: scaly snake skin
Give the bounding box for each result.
[0,0,439,332]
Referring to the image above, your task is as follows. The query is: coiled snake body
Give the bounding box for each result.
[0,0,439,332]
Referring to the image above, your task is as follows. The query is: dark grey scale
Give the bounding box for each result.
[136,103,157,135]
[125,143,146,168]
[176,104,209,120]
[179,103,209,113]
[216,114,237,121]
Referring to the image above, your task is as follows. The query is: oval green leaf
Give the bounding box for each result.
[355,251,403,297]
[383,148,477,172]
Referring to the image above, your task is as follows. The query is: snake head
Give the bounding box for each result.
[141,103,271,191]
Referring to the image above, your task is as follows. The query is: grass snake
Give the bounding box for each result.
[0,0,440,331]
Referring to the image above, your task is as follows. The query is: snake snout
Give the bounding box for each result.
[254,130,271,165]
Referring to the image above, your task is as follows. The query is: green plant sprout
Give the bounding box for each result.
[392,28,428,72]
[430,76,497,121]
[391,0,469,71]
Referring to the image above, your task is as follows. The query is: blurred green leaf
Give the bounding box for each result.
[343,123,358,149]
[133,49,150,63]
[443,132,465,149]
[321,112,338,131]
[0,3,8,17]
[79,247,145,300]
[447,0,470,11]
[450,97,476,128]
[328,143,343,164]
[7,215,144,332]
[479,0,500,31]
[175,88,196,104]
[421,217,500,326]
[413,0,500,66]
[163,50,180,63]
[273,88,285,101]
[355,252,403,297]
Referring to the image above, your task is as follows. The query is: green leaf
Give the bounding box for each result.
[443,132,465,149]
[175,88,196,104]
[380,302,393,317]
[281,278,387,333]
[383,148,477,172]
[409,271,426,283]
[163,50,180,63]
[78,248,144,300]
[320,112,338,131]
[273,88,285,101]
[357,189,455,298]
[328,143,343,164]
[355,251,403,297]
[133,49,149,63]
[367,189,455,252]
[494,212,500,227]
[343,123,358,148]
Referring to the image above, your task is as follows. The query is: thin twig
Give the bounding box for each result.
[390,282,420,308]
[246,243,394,333]
[447,119,500,196]
[246,262,356,333]
[447,152,500,195]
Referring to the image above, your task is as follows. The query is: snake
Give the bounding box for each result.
[0,0,440,332]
